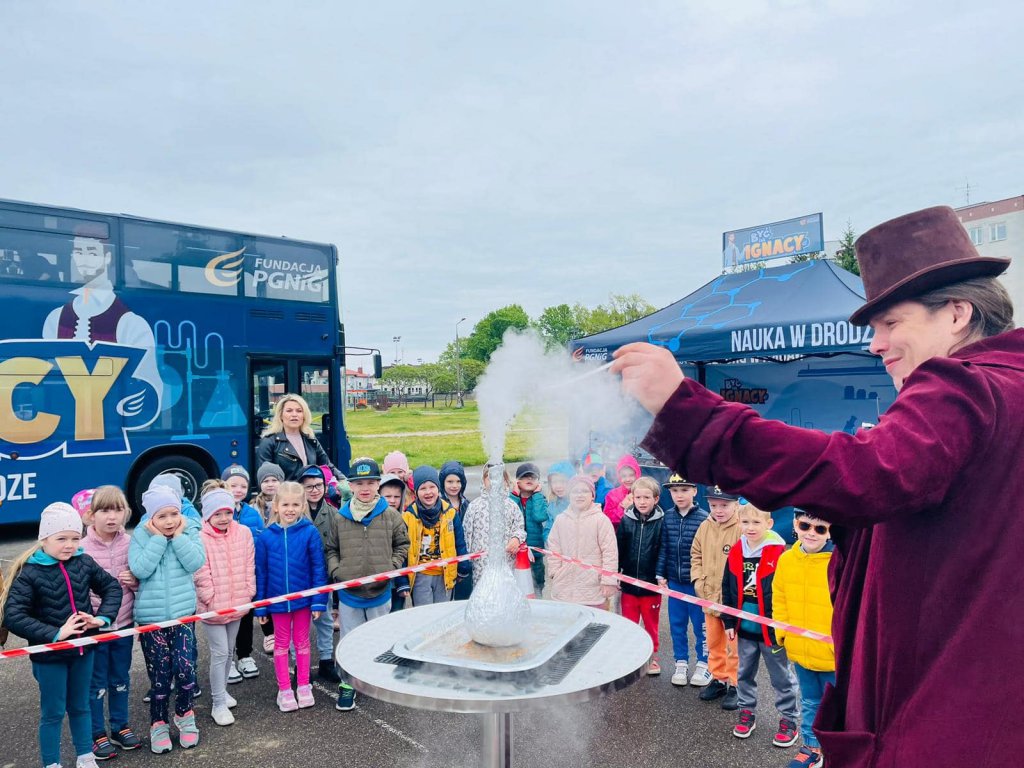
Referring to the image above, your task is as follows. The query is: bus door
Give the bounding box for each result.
[250,357,338,471]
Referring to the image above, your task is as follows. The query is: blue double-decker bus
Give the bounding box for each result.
[0,199,353,523]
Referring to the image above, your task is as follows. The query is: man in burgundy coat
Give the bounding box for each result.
[612,206,1022,768]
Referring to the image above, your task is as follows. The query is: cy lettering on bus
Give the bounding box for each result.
[0,340,159,459]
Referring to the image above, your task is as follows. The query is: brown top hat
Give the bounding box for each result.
[848,206,1010,326]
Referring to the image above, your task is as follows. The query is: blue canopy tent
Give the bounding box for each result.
[571,260,896,541]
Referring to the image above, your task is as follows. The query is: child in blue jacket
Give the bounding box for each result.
[254,482,328,713]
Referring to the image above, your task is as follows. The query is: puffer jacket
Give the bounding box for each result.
[254,517,328,616]
[510,490,548,549]
[656,503,710,585]
[234,501,265,537]
[3,549,121,664]
[773,540,835,671]
[323,496,410,606]
[616,506,665,597]
[689,514,742,616]
[194,520,256,624]
[721,531,786,645]
[602,455,642,528]
[130,518,206,624]
[546,503,618,606]
[82,527,135,629]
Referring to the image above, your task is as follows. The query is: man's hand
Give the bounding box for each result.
[610,343,686,415]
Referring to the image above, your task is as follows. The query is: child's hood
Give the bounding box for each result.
[615,455,641,478]
[623,505,665,523]
[741,529,786,558]
[28,547,84,566]
[795,539,835,558]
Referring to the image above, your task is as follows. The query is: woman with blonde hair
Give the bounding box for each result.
[255,394,341,482]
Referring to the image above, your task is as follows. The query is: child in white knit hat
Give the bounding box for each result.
[0,502,122,768]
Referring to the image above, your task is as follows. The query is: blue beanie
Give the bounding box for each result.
[547,461,575,479]
[412,465,440,492]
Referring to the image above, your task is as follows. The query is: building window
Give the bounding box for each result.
[989,222,1007,242]
[968,226,984,246]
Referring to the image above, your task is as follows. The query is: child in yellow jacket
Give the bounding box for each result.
[773,509,835,768]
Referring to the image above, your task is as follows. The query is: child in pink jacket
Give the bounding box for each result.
[78,486,143,758]
[602,455,641,528]
[194,488,256,727]
[547,475,619,609]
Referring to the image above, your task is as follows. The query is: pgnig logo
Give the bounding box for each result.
[205,247,246,288]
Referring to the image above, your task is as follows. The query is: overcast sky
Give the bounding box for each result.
[2,1,1020,363]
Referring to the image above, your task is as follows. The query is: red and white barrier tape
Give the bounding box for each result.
[532,546,833,644]
[0,551,484,661]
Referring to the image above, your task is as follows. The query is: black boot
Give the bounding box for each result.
[721,684,739,711]
[319,659,340,683]
[699,679,728,701]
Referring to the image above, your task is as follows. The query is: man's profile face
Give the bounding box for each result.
[72,236,109,281]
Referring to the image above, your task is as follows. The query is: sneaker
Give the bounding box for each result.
[172,710,199,749]
[238,657,259,678]
[670,661,689,686]
[224,693,237,709]
[149,722,172,754]
[227,661,242,684]
[699,678,728,701]
[689,661,713,686]
[773,718,799,748]
[318,659,340,682]
[263,635,275,653]
[733,709,756,739]
[277,689,299,712]
[76,755,100,768]
[336,683,356,711]
[143,689,152,703]
[211,705,235,726]
[91,734,117,760]
[788,745,824,768]
[110,726,141,750]
[647,658,661,676]
[192,686,202,699]
[721,684,739,711]
[296,684,315,708]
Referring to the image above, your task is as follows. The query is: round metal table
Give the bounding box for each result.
[336,601,653,768]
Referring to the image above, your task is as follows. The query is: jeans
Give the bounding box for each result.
[312,606,335,662]
[204,620,241,708]
[139,625,197,723]
[667,580,707,663]
[33,653,95,766]
[793,662,834,748]
[89,635,133,736]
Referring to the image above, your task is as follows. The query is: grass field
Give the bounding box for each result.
[344,401,560,467]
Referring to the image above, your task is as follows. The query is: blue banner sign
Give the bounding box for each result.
[723,213,824,269]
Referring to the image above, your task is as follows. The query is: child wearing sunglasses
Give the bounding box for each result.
[772,509,835,768]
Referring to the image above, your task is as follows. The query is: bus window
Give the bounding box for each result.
[244,239,330,304]
[0,228,75,283]
[123,220,243,296]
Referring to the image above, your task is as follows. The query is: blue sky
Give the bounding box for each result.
[1,1,1020,362]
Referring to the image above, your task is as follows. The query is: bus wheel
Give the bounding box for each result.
[131,455,208,522]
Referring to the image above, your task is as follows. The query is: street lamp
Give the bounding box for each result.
[455,317,467,408]
[392,336,401,365]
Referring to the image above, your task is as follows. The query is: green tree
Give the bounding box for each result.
[575,293,657,336]
[436,343,487,392]
[463,304,531,362]
[381,364,423,404]
[536,303,583,349]
[835,220,859,275]
[790,250,825,263]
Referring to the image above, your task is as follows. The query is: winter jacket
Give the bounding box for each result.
[130,518,206,624]
[324,496,410,607]
[656,504,709,585]
[82,527,135,629]
[254,517,328,616]
[309,497,339,548]
[547,503,618,606]
[194,521,256,625]
[439,460,470,523]
[234,501,265,537]
[721,531,786,645]
[0,571,7,647]
[602,455,641,528]
[3,550,121,664]
[616,506,664,596]
[255,431,339,482]
[462,495,526,584]
[773,541,835,672]
[398,501,471,591]
[689,514,742,616]
[510,490,548,549]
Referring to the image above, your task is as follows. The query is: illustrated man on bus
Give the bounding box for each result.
[41,234,163,409]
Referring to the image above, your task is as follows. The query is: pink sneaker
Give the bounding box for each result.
[172,710,199,749]
[277,689,299,712]
[296,684,315,708]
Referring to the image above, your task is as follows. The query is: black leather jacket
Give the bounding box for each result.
[255,431,339,482]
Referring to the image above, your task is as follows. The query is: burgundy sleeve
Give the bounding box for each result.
[641,357,997,527]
